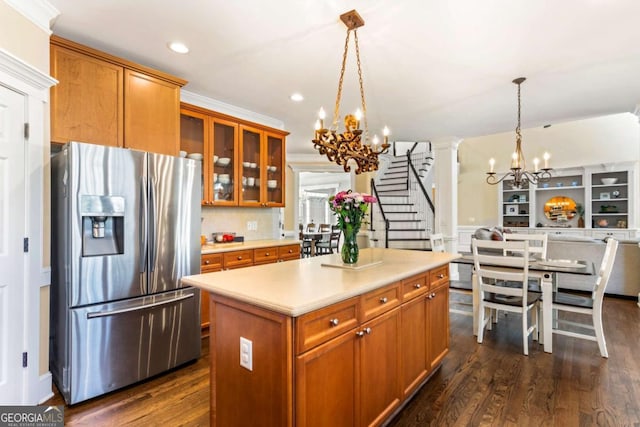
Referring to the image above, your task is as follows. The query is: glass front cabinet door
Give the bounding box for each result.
[179,110,208,203]
[239,125,263,206]
[264,132,285,207]
[212,118,239,206]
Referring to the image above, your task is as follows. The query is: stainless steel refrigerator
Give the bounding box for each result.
[50,142,201,404]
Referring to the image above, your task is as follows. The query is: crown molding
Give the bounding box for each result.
[3,0,60,35]
[0,48,57,92]
[181,89,285,130]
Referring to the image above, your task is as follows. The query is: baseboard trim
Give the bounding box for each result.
[37,372,53,404]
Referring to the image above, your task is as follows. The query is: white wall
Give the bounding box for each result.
[458,113,640,226]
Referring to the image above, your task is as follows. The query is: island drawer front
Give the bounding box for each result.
[223,250,254,269]
[295,297,359,354]
[360,282,401,323]
[278,243,301,260]
[429,265,449,290]
[401,273,428,301]
[201,253,223,271]
[254,246,279,265]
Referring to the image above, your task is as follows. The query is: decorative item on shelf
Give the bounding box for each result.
[518,195,527,203]
[600,192,611,200]
[486,77,552,189]
[329,190,376,264]
[599,205,618,213]
[505,204,518,215]
[597,218,609,228]
[612,190,621,198]
[311,10,390,174]
[575,203,585,228]
[616,220,627,228]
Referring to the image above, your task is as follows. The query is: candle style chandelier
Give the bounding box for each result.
[312,10,390,174]
[486,77,552,189]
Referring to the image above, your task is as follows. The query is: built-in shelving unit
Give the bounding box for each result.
[497,162,638,238]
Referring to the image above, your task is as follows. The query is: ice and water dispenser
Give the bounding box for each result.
[80,195,125,257]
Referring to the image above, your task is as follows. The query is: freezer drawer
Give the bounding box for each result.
[58,288,200,404]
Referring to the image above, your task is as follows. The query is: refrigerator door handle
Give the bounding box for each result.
[139,176,148,273]
[86,293,194,319]
[148,177,157,273]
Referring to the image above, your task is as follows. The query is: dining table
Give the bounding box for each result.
[453,254,596,353]
[301,231,331,256]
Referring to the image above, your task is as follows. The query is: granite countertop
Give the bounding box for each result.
[201,239,300,254]
[182,248,460,317]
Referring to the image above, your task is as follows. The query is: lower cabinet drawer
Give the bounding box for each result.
[201,253,223,271]
[278,244,301,260]
[360,282,401,322]
[430,264,449,289]
[223,250,254,269]
[295,296,359,354]
[401,273,428,301]
[254,246,279,265]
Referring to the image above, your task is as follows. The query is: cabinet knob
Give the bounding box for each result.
[437,273,445,279]
[379,297,388,304]
[204,260,210,265]
[414,283,421,289]
[356,330,365,337]
[288,249,293,253]
[431,292,436,298]
[265,252,270,256]
[364,327,371,335]
[237,256,242,260]
[329,318,339,327]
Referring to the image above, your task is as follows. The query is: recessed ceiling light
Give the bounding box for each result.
[290,93,304,102]
[168,42,189,54]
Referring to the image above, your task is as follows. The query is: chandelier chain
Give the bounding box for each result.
[354,30,369,142]
[516,80,522,142]
[332,29,352,129]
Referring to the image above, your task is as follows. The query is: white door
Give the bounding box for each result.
[0,85,26,403]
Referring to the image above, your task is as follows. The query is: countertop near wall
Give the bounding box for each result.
[201,239,299,254]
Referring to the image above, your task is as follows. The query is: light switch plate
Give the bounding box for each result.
[240,336,253,371]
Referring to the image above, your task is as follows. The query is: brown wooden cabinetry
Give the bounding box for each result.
[205,262,450,427]
[180,103,287,207]
[50,36,185,155]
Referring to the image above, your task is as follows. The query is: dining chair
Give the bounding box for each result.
[503,233,548,260]
[550,237,618,358]
[318,223,331,232]
[316,229,341,255]
[299,231,312,258]
[305,223,316,233]
[430,233,445,252]
[472,239,541,356]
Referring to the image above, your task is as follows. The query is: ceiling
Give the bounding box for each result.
[47,0,640,155]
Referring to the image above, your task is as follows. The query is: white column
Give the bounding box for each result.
[432,137,462,279]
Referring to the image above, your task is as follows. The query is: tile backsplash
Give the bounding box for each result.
[201,206,282,242]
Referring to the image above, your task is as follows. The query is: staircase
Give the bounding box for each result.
[370,143,436,250]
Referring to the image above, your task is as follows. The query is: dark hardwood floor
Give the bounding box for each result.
[45,292,640,426]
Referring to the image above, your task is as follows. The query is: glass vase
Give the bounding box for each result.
[341,225,359,264]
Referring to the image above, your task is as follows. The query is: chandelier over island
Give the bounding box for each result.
[486,77,552,189]
[312,10,390,174]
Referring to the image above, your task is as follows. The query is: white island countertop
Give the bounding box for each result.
[182,247,460,317]
[201,239,300,254]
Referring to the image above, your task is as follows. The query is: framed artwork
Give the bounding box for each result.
[505,204,518,215]
[600,192,611,200]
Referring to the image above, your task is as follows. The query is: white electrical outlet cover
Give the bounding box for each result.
[240,337,253,371]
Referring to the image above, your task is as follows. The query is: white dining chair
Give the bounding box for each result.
[551,237,618,358]
[503,233,548,260]
[473,239,541,355]
[430,233,445,252]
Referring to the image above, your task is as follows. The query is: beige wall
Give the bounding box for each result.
[201,206,280,241]
[458,113,640,226]
[0,2,50,73]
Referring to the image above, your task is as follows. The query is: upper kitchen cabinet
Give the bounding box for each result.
[50,35,186,156]
[239,126,286,207]
[180,102,287,207]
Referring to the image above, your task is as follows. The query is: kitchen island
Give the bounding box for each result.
[182,247,460,427]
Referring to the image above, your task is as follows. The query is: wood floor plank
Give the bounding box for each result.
[44,293,640,426]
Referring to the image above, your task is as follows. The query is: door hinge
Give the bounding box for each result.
[22,352,27,367]
[23,238,29,253]
[24,123,29,140]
